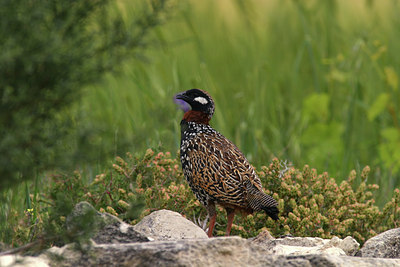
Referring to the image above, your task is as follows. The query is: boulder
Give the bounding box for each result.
[252,234,359,256]
[357,228,400,258]
[3,208,400,267]
[66,201,120,234]
[0,254,49,267]
[45,236,266,266]
[132,209,208,240]
[66,201,149,244]
[93,222,149,244]
[41,237,400,267]
[338,236,360,256]
[251,229,275,244]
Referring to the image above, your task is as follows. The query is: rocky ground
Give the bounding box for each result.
[1,201,400,266]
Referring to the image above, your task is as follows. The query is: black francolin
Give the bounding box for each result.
[175,89,279,237]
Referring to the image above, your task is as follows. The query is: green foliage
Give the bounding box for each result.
[75,0,400,199]
[0,0,170,190]
[368,93,390,121]
[5,150,400,248]
[3,0,400,252]
[262,160,384,243]
[300,93,344,170]
[44,191,92,247]
[378,128,400,175]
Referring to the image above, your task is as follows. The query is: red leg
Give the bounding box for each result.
[225,208,235,236]
[207,202,217,237]
[208,213,216,237]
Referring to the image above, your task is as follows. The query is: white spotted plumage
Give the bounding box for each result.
[180,121,277,210]
[176,88,279,237]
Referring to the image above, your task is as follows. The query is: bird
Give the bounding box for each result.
[175,88,279,237]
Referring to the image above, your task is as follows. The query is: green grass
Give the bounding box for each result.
[2,0,400,246]
[76,1,400,201]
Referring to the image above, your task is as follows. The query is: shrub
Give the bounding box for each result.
[7,149,400,246]
[257,159,386,243]
[0,0,170,191]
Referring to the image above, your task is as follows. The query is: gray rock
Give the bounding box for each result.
[267,244,346,256]
[252,235,359,256]
[0,254,50,267]
[132,209,208,240]
[338,236,360,256]
[2,208,400,266]
[66,201,121,235]
[358,228,400,258]
[65,201,149,244]
[93,222,149,244]
[288,254,400,267]
[45,237,265,266]
[264,236,327,247]
[251,229,275,244]
[41,237,400,267]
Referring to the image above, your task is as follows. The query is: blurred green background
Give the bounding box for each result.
[80,0,400,201]
[2,0,400,203]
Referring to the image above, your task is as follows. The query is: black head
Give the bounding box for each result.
[175,89,215,119]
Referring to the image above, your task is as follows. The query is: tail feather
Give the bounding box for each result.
[245,181,279,220]
[262,206,279,220]
[247,191,279,220]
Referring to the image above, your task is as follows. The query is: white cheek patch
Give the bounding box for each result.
[194,96,208,105]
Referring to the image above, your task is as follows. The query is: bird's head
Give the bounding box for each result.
[174,89,215,124]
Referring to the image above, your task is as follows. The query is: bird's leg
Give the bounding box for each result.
[225,208,235,236]
[207,202,216,238]
[208,214,216,237]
